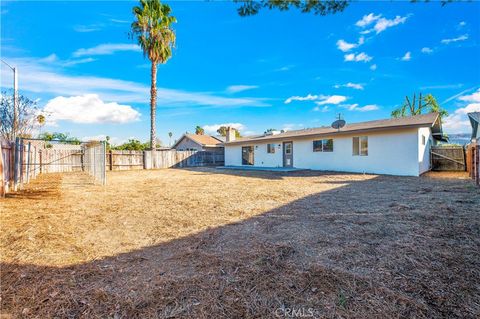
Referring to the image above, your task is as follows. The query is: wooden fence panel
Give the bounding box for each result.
[107,150,144,170]
[431,146,466,171]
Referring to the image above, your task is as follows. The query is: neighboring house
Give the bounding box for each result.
[223,113,445,176]
[468,112,480,142]
[172,134,224,152]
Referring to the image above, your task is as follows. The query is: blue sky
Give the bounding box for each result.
[1,0,479,145]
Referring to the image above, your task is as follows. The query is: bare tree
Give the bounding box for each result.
[0,90,39,140]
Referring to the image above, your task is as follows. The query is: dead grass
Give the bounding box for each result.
[1,168,479,318]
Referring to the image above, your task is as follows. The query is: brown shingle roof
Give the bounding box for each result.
[225,113,440,145]
[182,134,223,147]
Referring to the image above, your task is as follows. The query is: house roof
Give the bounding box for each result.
[173,134,224,148]
[468,112,480,139]
[225,113,442,145]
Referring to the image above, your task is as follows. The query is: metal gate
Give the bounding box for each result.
[10,137,106,190]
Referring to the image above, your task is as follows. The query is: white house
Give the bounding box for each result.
[223,113,445,176]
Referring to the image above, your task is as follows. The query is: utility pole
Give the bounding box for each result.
[1,59,18,139]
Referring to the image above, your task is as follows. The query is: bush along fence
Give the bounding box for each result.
[1,139,224,195]
[466,142,479,186]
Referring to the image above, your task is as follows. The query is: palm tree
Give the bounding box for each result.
[195,126,204,135]
[37,114,45,136]
[132,0,176,150]
[392,93,448,119]
[168,131,173,146]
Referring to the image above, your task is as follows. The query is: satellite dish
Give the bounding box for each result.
[331,119,346,130]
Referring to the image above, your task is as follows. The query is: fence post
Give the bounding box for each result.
[0,143,4,197]
[109,150,113,171]
[13,137,20,191]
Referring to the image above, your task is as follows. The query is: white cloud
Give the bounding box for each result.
[443,88,480,133]
[282,123,304,131]
[62,57,96,66]
[202,123,245,134]
[370,64,377,71]
[401,51,411,61]
[313,106,329,112]
[274,65,294,72]
[373,16,408,34]
[285,94,347,106]
[458,21,466,28]
[315,95,347,106]
[458,89,480,103]
[73,24,103,33]
[441,34,468,44]
[38,53,96,67]
[420,84,463,90]
[344,103,379,112]
[421,47,433,54]
[0,56,268,107]
[344,52,372,63]
[334,82,364,90]
[355,13,381,27]
[43,94,141,124]
[356,14,409,35]
[285,94,318,104]
[336,37,365,52]
[336,39,357,52]
[226,85,258,94]
[73,43,141,57]
[110,18,130,24]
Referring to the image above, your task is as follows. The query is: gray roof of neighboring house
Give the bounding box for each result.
[224,113,442,145]
[468,112,480,139]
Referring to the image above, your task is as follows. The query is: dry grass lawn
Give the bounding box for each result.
[1,168,479,318]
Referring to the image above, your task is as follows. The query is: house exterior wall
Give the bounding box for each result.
[418,127,432,175]
[225,128,425,176]
[174,137,203,151]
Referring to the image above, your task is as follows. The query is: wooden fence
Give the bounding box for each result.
[466,142,479,186]
[430,146,466,171]
[1,143,224,195]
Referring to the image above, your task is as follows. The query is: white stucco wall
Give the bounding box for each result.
[225,128,426,176]
[418,127,432,175]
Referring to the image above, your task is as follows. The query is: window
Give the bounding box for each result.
[353,136,368,156]
[285,143,292,154]
[422,135,426,145]
[313,139,333,152]
[267,143,276,154]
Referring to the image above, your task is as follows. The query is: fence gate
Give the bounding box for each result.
[430,146,466,171]
[11,138,106,190]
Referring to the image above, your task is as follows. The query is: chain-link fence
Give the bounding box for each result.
[2,138,107,191]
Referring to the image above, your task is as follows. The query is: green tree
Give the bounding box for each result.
[131,0,176,149]
[39,132,81,145]
[264,128,277,134]
[113,139,150,151]
[391,93,448,119]
[195,126,205,135]
[217,126,241,138]
[235,0,460,17]
[37,114,46,136]
[235,0,350,17]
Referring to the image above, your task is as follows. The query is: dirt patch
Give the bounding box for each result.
[1,168,479,318]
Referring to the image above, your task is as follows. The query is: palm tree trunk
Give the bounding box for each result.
[150,61,157,150]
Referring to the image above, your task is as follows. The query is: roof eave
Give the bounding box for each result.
[224,122,435,146]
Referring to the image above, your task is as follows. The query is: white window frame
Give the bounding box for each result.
[353,136,368,156]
